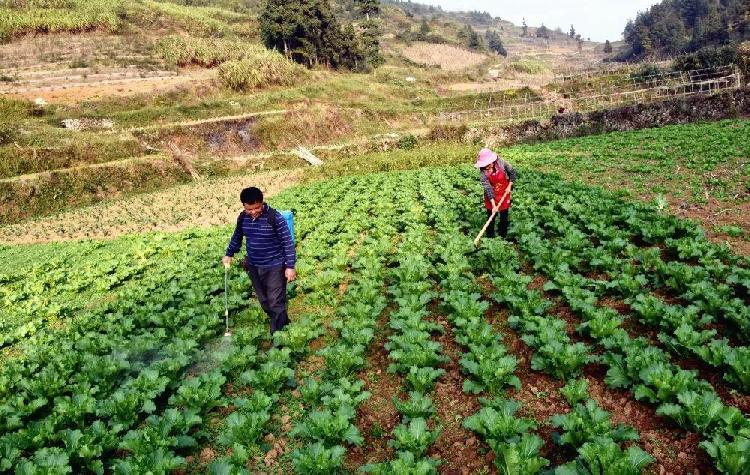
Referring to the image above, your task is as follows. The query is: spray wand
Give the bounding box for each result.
[223,261,232,337]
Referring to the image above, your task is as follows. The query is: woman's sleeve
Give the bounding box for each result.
[503,160,517,182]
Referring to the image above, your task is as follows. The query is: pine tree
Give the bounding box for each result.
[521,18,528,37]
[604,39,613,53]
[569,24,576,38]
[360,19,384,68]
[536,24,550,39]
[353,0,380,21]
[464,24,482,50]
[485,30,507,56]
[418,19,430,40]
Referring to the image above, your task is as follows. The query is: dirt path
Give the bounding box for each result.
[2,68,216,104]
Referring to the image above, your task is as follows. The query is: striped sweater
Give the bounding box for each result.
[225,204,297,269]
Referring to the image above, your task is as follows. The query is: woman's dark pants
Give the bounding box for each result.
[486,209,510,239]
[247,265,289,334]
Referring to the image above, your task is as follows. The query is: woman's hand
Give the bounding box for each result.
[285,268,297,282]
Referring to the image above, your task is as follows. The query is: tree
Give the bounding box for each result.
[359,19,384,68]
[569,24,576,38]
[260,0,366,70]
[354,0,383,70]
[354,0,379,21]
[485,30,507,56]
[536,24,550,39]
[417,19,430,40]
[621,0,749,59]
[604,39,613,53]
[521,18,528,37]
[464,24,482,50]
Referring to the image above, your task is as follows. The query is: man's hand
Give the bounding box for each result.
[285,268,297,282]
[222,256,232,268]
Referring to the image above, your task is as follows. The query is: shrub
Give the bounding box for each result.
[427,124,468,142]
[736,41,750,84]
[673,45,739,72]
[218,50,301,91]
[157,35,248,67]
[631,63,662,83]
[398,134,417,150]
[510,60,546,74]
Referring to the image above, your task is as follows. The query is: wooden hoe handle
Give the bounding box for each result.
[473,186,512,247]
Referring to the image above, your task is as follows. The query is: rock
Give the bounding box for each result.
[281,415,291,424]
[678,452,687,460]
[485,451,495,463]
[466,437,477,446]
[658,464,666,475]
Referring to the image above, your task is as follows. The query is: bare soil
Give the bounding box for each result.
[600,296,750,415]
[674,198,750,257]
[345,313,402,469]
[429,316,496,475]
[481,270,717,474]
[4,68,216,104]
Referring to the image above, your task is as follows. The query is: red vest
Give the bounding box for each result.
[484,168,511,211]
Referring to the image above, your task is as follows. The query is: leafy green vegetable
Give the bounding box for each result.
[560,378,589,406]
[550,400,639,449]
[488,433,549,475]
[291,405,363,447]
[393,392,435,422]
[291,442,346,475]
[388,418,441,457]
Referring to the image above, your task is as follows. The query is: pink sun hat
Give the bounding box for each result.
[474,148,498,168]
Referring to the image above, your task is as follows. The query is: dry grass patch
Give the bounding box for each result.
[400,42,487,71]
[0,168,304,244]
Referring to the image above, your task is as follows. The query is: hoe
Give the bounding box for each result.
[473,186,512,247]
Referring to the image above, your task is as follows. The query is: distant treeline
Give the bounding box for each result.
[623,0,749,58]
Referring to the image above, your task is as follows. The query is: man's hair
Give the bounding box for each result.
[240,187,263,204]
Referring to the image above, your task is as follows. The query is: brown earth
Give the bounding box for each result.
[585,373,716,475]
[345,313,402,469]
[5,68,217,104]
[600,296,750,415]
[672,198,750,258]
[485,303,573,467]
[429,316,496,475]
[481,269,717,474]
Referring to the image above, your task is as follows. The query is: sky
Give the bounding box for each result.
[414,0,661,42]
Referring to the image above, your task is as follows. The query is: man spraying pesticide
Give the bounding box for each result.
[474,148,517,246]
[222,187,297,338]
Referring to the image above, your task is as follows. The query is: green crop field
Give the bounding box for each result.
[1,165,748,474]
[1,0,749,473]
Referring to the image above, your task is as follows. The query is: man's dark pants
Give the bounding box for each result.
[247,265,289,333]
[485,209,510,238]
